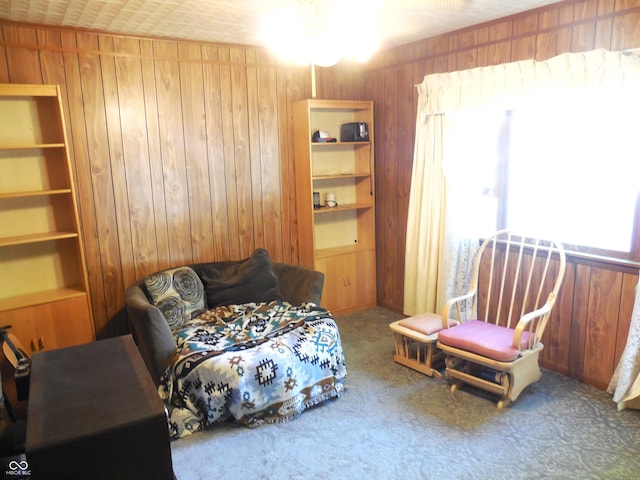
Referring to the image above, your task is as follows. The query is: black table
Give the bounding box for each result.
[26,335,174,479]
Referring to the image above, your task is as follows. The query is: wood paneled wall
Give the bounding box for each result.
[0,22,320,338]
[330,0,640,390]
[1,0,639,391]
[357,0,640,314]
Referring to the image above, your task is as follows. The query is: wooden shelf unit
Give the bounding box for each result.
[0,84,94,354]
[293,99,377,314]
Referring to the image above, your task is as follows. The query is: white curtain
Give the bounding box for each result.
[403,107,445,316]
[404,49,640,408]
[414,49,640,115]
[608,274,640,410]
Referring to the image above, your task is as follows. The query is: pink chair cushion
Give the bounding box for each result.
[437,320,532,362]
[399,312,453,335]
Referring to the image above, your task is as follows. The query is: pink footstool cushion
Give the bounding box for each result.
[399,312,457,336]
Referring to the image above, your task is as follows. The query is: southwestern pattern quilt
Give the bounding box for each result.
[159,300,347,439]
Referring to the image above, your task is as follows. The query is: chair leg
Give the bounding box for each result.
[444,356,465,393]
[449,380,463,393]
[496,372,511,409]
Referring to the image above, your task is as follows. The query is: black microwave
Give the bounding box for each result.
[340,122,369,142]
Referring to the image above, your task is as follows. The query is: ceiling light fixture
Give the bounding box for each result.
[261,0,383,68]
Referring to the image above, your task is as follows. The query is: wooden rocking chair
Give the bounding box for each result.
[437,230,566,408]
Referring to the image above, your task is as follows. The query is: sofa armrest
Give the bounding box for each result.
[125,281,176,386]
[272,263,324,306]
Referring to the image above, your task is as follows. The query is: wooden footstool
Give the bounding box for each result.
[389,313,457,378]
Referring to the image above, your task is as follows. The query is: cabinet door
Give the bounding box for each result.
[316,249,376,314]
[0,309,39,355]
[0,296,93,355]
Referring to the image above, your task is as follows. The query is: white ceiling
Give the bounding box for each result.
[0,0,560,50]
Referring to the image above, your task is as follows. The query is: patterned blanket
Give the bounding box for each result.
[159,301,347,439]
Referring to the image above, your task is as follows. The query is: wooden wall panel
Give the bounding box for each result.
[0,35,7,81]
[101,35,136,298]
[278,67,309,264]
[179,43,215,265]
[155,41,193,266]
[218,47,242,261]
[229,48,254,259]
[3,25,42,82]
[541,263,576,376]
[582,268,623,389]
[77,32,126,323]
[379,67,400,310]
[201,45,231,262]
[612,9,640,48]
[140,39,171,272]
[114,37,162,280]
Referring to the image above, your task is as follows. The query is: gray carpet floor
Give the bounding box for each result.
[170,307,640,479]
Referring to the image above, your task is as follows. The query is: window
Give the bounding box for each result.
[444,101,640,262]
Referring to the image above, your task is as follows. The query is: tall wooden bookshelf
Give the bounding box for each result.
[0,84,94,354]
[293,99,376,314]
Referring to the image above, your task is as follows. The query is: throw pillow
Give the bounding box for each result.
[144,266,206,330]
[202,248,282,308]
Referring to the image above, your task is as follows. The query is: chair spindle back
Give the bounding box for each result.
[474,231,566,345]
